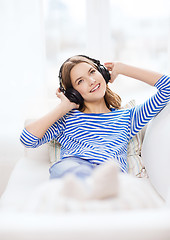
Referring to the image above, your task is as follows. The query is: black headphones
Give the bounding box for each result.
[58,55,111,109]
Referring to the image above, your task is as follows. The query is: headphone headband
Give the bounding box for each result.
[78,54,101,66]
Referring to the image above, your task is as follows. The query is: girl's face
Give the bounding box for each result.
[70,62,107,104]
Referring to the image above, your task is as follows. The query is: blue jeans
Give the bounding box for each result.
[49,157,96,180]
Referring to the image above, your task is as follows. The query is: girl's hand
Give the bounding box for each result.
[104,62,120,83]
[56,88,80,110]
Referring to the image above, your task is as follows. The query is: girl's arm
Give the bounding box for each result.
[104,62,170,138]
[25,89,79,139]
[104,62,163,86]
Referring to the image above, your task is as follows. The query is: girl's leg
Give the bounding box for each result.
[49,157,95,180]
[49,157,119,200]
[61,160,119,200]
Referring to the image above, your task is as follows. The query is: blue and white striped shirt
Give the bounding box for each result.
[20,75,170,172]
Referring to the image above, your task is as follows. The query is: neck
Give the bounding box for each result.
[82,100,111,114]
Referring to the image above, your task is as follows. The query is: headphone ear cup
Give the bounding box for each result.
[65,88,84,108]
[97,65,110,83]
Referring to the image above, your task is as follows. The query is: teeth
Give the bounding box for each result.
[91,84,100,92]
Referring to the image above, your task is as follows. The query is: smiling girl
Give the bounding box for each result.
[20,55,170,200]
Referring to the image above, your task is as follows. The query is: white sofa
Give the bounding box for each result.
[0,103,170,240]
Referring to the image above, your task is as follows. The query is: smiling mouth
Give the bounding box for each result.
[90,84,100,93]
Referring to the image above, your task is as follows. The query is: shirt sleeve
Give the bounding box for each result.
[20,116,66,148]
[129,75,170,138]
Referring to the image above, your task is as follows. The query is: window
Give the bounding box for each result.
[44,0,86,62]
[109,0,170,103]
[110,0,170,72]
[44,0,86,102]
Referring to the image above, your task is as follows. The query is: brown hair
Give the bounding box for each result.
[60,55,121,111]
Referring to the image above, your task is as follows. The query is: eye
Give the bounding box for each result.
[90,69,96,74]
[78,79,83,85]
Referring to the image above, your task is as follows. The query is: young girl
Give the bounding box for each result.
[20,55,170,200]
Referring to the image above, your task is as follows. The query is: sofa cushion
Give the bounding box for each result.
[123,100,147,177]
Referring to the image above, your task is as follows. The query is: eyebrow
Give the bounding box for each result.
[75,67,93,84]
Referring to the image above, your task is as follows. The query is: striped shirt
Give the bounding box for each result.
[20,75,170,173]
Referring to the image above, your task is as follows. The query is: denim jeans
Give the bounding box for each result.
[49,157,96,180]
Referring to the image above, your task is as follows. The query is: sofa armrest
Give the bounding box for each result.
[0,143,50,209]
[0,135,24,198]
[0,162,16,198]
[142,102,170,200]
[24,142,50,163]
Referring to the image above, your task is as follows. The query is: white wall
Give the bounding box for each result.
[0,0,46,188]
[0,0,45,137]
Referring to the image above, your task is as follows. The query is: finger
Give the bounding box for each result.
[109,73,118,83]
[56,88,63,97]
[56,90,63,98]
[104,62,113,66]
[109,78,114,83]
[56,88,61,94]
[58,87,61,93]
[104,62,114,71]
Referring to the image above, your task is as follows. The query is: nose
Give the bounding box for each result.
[88,77,96,85]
